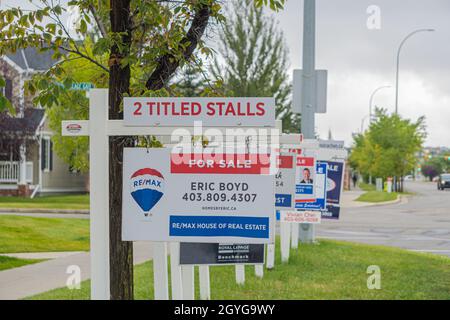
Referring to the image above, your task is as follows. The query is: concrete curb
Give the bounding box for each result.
[355,194,405,207]
[0,208,89,214]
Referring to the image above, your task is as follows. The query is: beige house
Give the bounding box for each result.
[0,48,87,197]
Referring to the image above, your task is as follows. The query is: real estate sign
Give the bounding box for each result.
[274,153,296,210]
[295,162,328,211]
[122,148,274,243]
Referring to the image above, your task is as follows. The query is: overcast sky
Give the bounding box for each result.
[273,0,450,147]
[3,0,449,147]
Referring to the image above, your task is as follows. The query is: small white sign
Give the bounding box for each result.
[279,210,321,224]
[61,120,89,136]
[275,153,296,210]
[123,97,276,127]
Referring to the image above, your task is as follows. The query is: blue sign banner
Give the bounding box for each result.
[321,161,344,219]
[169,215,269,239]
[275,194,292,208]
[295,162,328,210]
[296,185,313,195]
[321,204,340,220]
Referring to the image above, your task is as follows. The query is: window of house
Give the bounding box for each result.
[41,137,53,172]
[1,79,13,100]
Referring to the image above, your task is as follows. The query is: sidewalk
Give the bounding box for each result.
[0,241,153,300]
[0,208,89,214]
[0,212,89,219]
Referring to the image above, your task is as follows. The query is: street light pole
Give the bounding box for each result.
[299,0,316,244]
[360,115,369,134]
[369,85,391,124]
[395,28,434,114]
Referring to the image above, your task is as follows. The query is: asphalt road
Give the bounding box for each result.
[317,181,450,257]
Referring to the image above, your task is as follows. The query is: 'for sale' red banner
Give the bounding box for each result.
[171,153,271,174]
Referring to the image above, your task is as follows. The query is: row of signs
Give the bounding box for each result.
[120,98,344,265]
[122,142,346,265]
[274,141,346,224]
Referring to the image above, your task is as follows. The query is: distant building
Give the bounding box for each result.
[0,48,88,197]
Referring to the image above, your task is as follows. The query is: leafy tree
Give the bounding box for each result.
[0,0,285,299]
[421,156,449,180]
[175,65,205,96]
[349,108,426,191]
[210,0,299,133]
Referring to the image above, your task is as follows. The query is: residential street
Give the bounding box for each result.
[318,181,450,256]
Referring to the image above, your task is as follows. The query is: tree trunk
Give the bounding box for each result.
[109,0,133,300]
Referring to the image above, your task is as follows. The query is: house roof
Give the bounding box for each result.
[6,47,57,72]
[0,108,45,135]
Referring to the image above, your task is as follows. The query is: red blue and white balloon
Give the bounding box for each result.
[130,168,165,215]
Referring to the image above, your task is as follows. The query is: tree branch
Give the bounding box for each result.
[88,3,107,38]
[145,3,211,91]
[55,43,109,73]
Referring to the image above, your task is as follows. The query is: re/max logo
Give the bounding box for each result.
[133,179,161,188]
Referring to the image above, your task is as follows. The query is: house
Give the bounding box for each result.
[0,48,88,197]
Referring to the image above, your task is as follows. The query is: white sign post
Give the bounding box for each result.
[198,265,211,300]
[235,265,245,285]
[280,221,291,263]
[169,242,183,300]
[153,242,169,300]
[181,265,195,300]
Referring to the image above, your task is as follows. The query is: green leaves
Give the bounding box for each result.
[0,96,14,114]
[0,76,14,114]
[254,0,285,11]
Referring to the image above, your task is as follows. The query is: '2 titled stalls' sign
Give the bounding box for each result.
[122,148,274,244]
[123,97,275,127]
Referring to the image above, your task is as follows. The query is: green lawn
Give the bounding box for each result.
[359,182,376,192]
[0,215,89,253]
[0,194,89,210]
[356,191,398,203]
[28,239,450,300]
[0,255,45,271]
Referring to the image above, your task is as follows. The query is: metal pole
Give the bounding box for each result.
[395,29,434,114]
[369,85,391,124]
[299,0,316,243]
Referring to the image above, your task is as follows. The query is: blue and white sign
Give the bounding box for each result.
[295,162,328,211]
[321,161,345,220]
[122,148,274,243]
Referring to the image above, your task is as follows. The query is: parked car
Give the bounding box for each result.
[437,174,450,190]
[404,175,414,181]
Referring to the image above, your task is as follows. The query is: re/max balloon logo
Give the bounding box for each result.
[129,168,165,216]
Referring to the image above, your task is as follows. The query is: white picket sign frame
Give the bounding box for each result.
[62,89,281,300]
